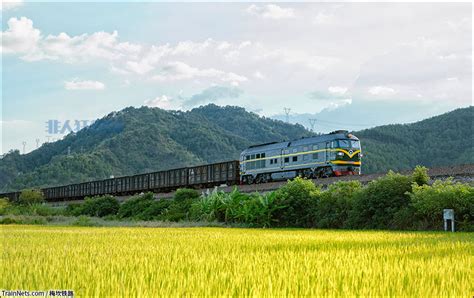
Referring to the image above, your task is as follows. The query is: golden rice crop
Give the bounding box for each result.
[1,225,473,296]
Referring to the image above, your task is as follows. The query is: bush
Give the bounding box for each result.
[273,177,321,227]
[117,193,170,220]
[409,179,474,231]
[0,198,11,215]
[79,195,120,217]
[412,165,429,186]
[0,217,22,224]
[348,171,413,229]
[161,189,201,222]
[315,181,362,229]
[118,193,154,219]
[174,188,200,202]
[19,189,44,206]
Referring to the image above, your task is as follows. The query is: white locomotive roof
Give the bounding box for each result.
[241,132,359,154]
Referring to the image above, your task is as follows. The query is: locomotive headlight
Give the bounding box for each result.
[337,152,344,156]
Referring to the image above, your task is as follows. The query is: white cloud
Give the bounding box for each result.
[0,17,41,54]
[246,4,295,20]
[144,95,176,110]
[253,71,265,80]
[313,12,336,25]
[368,86,396,96]
[0,0,23,11]
[328,86,347,95]
[152,61,247,84]
[64,79,105,90]
[217,41,231,51]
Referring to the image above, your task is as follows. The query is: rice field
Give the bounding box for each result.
[1,225,473,296]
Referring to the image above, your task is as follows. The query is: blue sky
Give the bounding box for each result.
[1,1,472,154]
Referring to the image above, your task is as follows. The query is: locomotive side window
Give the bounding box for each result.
[313,153,319,159]
[292,156,298,162]
[284,157,289,163]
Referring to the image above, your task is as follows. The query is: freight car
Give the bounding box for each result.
[2,161,239,202]
[240,130,361,184]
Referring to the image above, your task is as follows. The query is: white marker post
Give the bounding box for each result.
[443,209,455,232]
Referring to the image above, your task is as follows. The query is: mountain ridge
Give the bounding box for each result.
[1,104,472,192]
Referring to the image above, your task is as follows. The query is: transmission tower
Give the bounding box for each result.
[36,138,40,148]
[283,107,291,123]
[309,119,317,132]
[22,141,27,154]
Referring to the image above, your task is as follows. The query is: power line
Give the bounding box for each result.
[308,119,317,132]
[283,107,291,123]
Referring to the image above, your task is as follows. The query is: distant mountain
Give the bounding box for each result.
[356,106,474,173]
[0,105,310,191]
[1,105,472,192]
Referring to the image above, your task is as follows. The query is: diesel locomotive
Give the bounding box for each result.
[240,130,361,184]
[1,130,361,202]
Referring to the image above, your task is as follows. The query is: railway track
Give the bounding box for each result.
[50,164,474,205]
[151,164,474,200]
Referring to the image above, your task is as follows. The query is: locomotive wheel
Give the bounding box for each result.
[320,167,334,178]
[303,169,313,179]
[256,174,269,184]
[243,175,254,185]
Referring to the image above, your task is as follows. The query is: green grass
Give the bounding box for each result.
[1,225,473,296]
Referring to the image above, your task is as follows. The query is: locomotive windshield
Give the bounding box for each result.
[338,140,360,149]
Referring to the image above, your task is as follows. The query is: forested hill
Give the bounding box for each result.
[356,106,474,173]
[1,105,472,192]
[0,105,310,191]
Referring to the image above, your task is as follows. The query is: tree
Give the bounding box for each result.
[19,189,44,205]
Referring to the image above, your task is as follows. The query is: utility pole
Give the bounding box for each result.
[283,107,291,123]
[309,119,317,132]
[22,141,27,154]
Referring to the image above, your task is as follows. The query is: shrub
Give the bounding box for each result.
[80,195,120,217]
[190,189,226,222]
[315,181,362,229]
[409,179,474,231]
[412,165,429,186]
[0,217,22,224]
[174,188,200,202]
[118,193,171,220]
[348,171,413,229]
[118,193,155,219]
[0,198,11,215]
[19,189,44,206]
[273,177,321,227]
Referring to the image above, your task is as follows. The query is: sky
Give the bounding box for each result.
[1,1,472,154]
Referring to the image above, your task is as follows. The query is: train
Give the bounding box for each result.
[1,130,361,202]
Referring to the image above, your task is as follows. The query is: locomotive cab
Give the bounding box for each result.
[328,132,361,176]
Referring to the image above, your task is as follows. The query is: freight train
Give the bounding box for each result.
[1,130,361,202]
